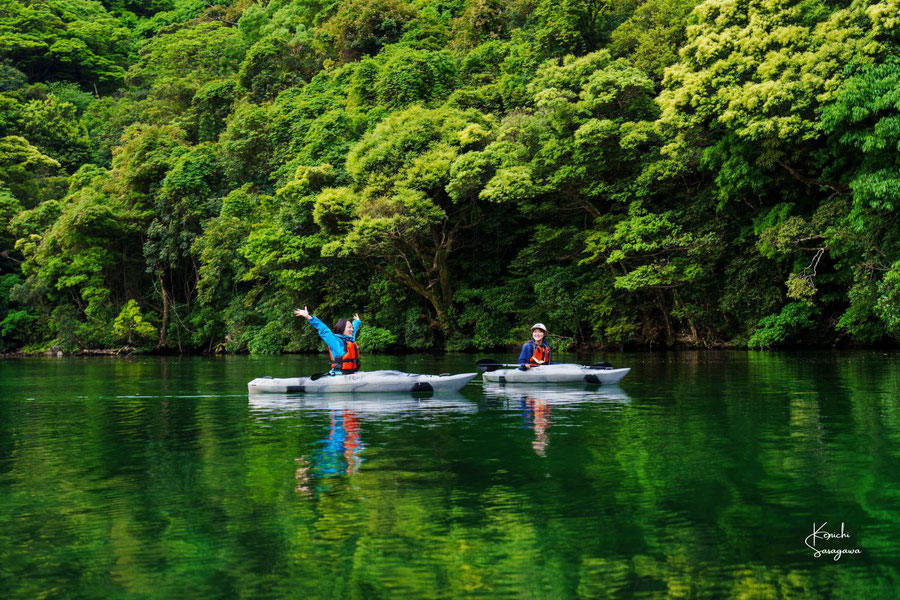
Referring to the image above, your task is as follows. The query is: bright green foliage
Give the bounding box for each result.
[318,0,417,62]
[81,95,139,166]
[874,261,900,337]
[132,0,208,37]
[823,57,900,221]
[0,62,28,91]
[0,0,133,87]
[659,0,889,192]
[125,18,244,125]
[0,186,22,252]
[532,0,611,56]
[127,20,243,88]
[367,46,458,109]
[748,301,818,349]
[356,324,397,350]
[218,101,274,188]
[20,93,91,171]
[321,105,496,333]
[186,79,237,142]
[113,298,157,345]
[112,124,186,196]
[610,0,699,80]
[2,0,900,352]
[0,135,62,207]
[146,143,221,268]
[587,205,715,292]
[0,270,41,350]
[238,34,317,102]
[451,0,525,49]
[46,81,95,114]
[13,172,149,348]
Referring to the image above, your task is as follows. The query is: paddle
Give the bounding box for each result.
[476,359,520,372]
[476,358,616,372]
[309,372,332,381]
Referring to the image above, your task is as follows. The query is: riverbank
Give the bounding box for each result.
[3,339,895,359]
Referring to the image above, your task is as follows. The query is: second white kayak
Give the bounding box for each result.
[248,370,477,394]
[481,363,630,385]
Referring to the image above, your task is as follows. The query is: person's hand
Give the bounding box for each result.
[353,313,360,321]
[294,306,311,320]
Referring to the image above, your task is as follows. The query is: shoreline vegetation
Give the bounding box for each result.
[2,0,900,355]
[4,340,896,360]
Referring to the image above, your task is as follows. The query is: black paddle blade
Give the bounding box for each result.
[476,358,502,372]
[309,372,330,381]
[589,362,613,370]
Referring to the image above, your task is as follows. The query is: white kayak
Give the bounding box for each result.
[247,370,477,394]
[481,363,630,385]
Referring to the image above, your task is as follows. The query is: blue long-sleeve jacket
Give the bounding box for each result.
[308,316,361,361]
[517,339,551,365]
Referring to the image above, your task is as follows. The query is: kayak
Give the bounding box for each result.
[481,363,630,385]
[247,370,477,394]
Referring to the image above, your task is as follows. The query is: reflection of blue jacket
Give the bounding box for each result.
[308,316,361,360]
[314,411,365,480]
[517,339,551,365]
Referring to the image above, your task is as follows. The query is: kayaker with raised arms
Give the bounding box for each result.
[294,307,361,374]
[517,323,552,370]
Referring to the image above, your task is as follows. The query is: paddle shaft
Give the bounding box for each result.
[476,358,613,372]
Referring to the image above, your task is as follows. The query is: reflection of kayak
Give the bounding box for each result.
[248,391,477,415]
[482,364,630,384]
[482,383,630,404]
[247,370,477,394]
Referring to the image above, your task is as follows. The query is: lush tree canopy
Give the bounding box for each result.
[2,0,899,353]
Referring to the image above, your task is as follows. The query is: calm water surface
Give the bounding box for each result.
[1,352,899,599]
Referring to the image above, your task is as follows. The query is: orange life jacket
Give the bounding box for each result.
[329,340,360,373]
[530,343,550,365]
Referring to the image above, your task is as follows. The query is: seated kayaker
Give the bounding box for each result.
[294,306,361,374]
[517,323,551,370]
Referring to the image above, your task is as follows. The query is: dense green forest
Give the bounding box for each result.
[1,0,898,353]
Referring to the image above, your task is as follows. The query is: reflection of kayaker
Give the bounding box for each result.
[294,410,366,496]
[520,396,550,457]
[342,411,363,474]
[318,410,365,477]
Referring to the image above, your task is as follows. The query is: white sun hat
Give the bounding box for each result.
[531,323,548,332]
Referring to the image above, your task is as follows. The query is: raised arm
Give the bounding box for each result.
[294,307,345,357]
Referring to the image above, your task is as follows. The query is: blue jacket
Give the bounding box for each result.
[517,339,551,365]
[308,316,361,363]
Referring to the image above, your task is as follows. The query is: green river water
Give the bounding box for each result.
[1,351,899,599]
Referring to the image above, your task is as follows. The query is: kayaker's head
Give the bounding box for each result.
[333,318,354,336]
[531,323,547,343]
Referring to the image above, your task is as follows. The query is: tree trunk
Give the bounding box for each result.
[158,273,169,349]
[656,289,673,346]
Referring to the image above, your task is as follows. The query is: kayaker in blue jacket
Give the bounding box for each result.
[517,323,551,370]
[294,307,361,374]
